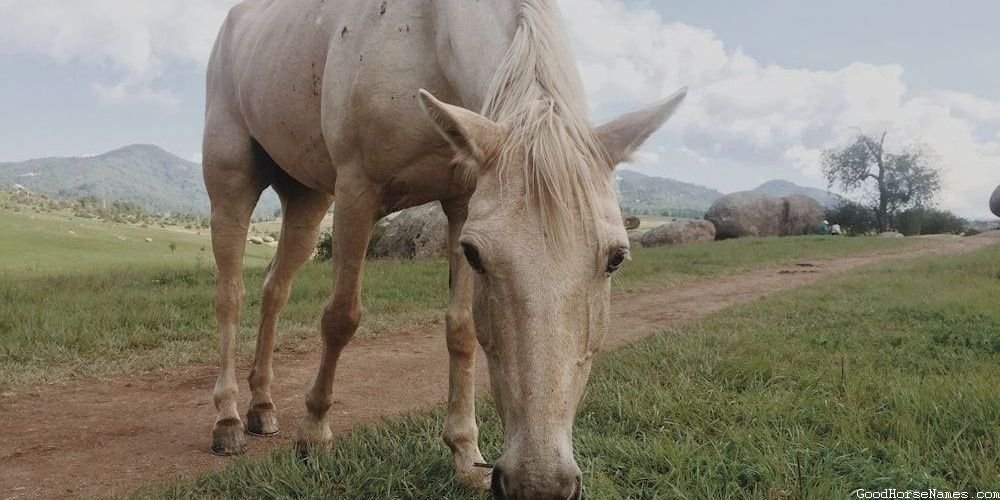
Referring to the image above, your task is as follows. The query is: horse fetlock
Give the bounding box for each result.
[246,402,279,436]
[211,417,247,456]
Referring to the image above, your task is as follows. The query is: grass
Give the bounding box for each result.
[145,243,1000,499]
[0,208,919,390]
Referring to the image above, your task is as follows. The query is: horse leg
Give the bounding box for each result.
[246,182,333,436]
[294,180,379,449]
[204,137,268,456]
[441,199,489,489]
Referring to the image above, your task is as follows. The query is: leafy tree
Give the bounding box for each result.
[822,132,941,232]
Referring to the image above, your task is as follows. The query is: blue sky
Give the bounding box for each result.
[0,0,997,217]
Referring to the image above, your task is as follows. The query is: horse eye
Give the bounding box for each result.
[462,243,486,274]
[606,249,627,274]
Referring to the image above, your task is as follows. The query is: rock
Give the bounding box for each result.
[262,235,276,244]
[705,191,825,239]
[626,230,643,247]
[248,236,265,245]
[370,203,449,259]
[781,194,826,236]
[991,185,1000,218]
[623,216,640,230]
[879,231,904,238]
[705,192,783,239]
[641,219,716,247]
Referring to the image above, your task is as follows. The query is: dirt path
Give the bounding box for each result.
[2,234,997,499]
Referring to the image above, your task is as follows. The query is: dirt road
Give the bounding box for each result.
[2,234,996,499]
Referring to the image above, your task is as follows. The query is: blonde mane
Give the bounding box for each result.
[481,0,614,247]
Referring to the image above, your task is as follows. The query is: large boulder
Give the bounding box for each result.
[705,192,784,239]
[781,194,826,236]
[641,219,716,247]
[369,203,449,259]
[626,229,643,247]
[991,185,1000,217]
[623,215,640,230]
[705,191,824,239]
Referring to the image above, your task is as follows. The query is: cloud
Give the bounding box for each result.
[0,0,236,104]
[559,0,1000,217]
[0,0,995,216]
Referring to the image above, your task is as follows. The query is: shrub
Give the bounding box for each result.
[315,231,333,262]
[894,208,968,236]
[825,200,877,235]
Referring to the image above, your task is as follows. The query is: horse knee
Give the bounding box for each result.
[445,306,476,356]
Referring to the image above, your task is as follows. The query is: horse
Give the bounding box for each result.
[204,1,685,497]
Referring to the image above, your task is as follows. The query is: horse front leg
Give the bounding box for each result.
[293,183,378,450]
[441,200,489,489]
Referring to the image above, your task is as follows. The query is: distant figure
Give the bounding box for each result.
[830,223,842,235]
[820,219,830,235]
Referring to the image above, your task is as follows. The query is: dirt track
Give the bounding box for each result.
[2,234,997,499]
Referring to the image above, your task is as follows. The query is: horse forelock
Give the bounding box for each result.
[480,0,616,249]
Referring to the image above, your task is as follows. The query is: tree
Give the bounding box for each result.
[822,132,941,232]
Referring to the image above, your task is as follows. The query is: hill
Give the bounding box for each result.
[615,169,723,216]
[0,145,280,216]
[753,179,840,208]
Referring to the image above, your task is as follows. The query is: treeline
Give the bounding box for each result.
[825,200,972,236]
[1,188,210,229]
[625,207,707,219]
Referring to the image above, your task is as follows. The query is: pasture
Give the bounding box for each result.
[0,209,921,391]
[146,243,1000,499]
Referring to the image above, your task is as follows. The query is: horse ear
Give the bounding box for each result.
[418,89,503,164]
[596,87,687,166]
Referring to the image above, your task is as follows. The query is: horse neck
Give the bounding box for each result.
[434,0,521,110]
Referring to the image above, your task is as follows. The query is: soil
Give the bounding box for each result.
[1,233,996,499]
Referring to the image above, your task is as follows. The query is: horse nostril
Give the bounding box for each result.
[571,476,584,500]
[490,467,508,499]
[563,471,583,500]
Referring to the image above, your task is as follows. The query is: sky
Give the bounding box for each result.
[0,0,997,218]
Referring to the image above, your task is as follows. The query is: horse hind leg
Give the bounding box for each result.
[205,135,270,456]
[246,179,333,436]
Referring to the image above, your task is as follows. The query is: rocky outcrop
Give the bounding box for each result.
[369,203,449,260]
[641,219,716,247]
[705,191,824,239]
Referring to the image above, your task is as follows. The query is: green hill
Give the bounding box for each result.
[753,179,841,208]
[615,169,723,216]
[0,144,280,216]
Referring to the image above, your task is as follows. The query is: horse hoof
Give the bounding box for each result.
[246,403,280,436]
[293,419,333,455]
[211,417,247,456]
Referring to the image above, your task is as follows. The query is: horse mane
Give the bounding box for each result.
[480,0,614,247]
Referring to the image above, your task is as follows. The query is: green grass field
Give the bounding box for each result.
[145,244,1000,499]
[0,209,919,390]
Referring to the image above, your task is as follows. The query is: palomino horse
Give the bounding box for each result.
[204,0,685,497]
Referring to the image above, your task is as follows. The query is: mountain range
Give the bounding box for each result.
[0,144,838,217]
[0,144,279,216]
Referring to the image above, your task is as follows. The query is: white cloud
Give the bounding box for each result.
[0,0,995,216]
[559,0,1000,217]
[0,0,237,104]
